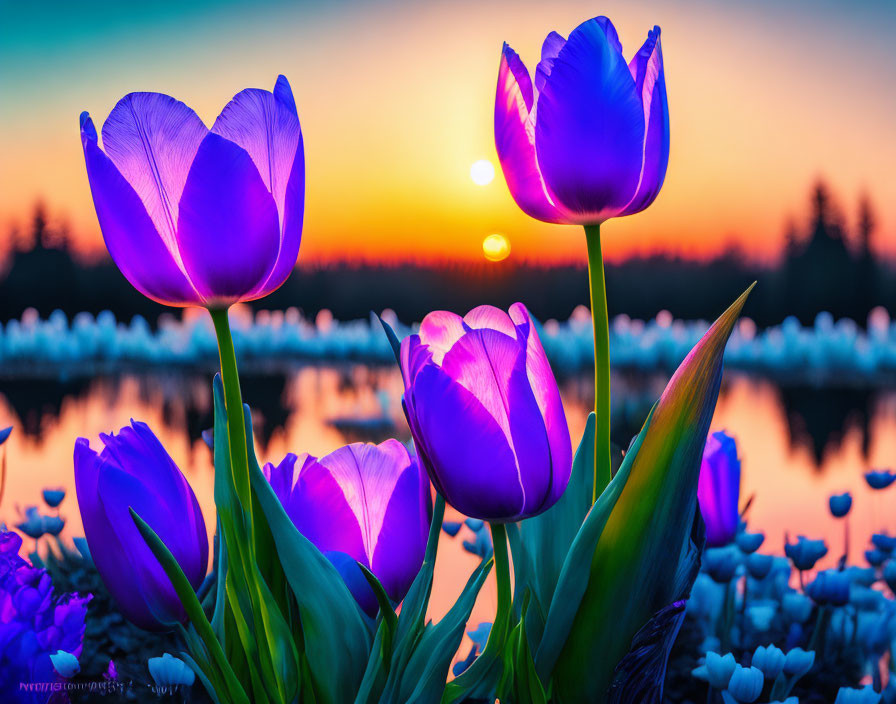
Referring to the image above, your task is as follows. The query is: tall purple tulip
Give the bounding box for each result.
[400,303,572,522]
[697,430,741,548]
[263,440,430,616]
[79,75,304,307]
[495,16,668,225]
[74,421,208,631]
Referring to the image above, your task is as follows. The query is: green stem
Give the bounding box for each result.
[483,523,512,659]
[585,224,611,502]
[209,308,253,529]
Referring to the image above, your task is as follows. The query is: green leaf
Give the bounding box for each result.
[129,508,249,704]
[548,285,753,702]
[498,596,548,704]
[377,313,403,364]
[249,440,372,704]
[359,563,398,652]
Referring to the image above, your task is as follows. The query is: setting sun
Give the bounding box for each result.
[482,233,510,262]
[470,159,495,186]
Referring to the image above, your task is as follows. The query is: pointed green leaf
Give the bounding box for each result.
[377,313,403,364]
[549,285,753,701]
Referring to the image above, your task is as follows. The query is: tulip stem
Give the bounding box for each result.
[585,224,612,503]
[484,522,512,659]
[209,308,253,527]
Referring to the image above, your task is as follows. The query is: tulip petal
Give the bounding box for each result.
[80,114,200,306]
[535,17,645,222]
[620,27,669,216]
[462,305,517,337]
[176,133,281,303]
[510,303,572,506]
[418,311,466,364]
[494,44,567,224]
[211,75,304,298]
[534,31,567,95]
[410,362,525,519]
[370,458,430,602]
[100,92,207,265]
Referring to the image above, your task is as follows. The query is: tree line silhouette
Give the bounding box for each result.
[1,182,891,328]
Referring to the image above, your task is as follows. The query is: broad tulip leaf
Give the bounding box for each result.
[549,285,753,702]
[249,434,372,704]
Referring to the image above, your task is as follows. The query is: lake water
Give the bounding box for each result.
[1,364,894,652]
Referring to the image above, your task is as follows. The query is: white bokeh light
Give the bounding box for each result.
[470,159,495,186]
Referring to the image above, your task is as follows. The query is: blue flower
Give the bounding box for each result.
[704,651,737,689]
[866,549,887,567]
[865,470,896,490]
[464,518,485,532]
[782,647,815,678]
[43,515,65,536]
[781,592,812,623]
[15,506,47,539]
[829,492,852,517]
[751,644,785,679]
[452,644,478,676]
[746,553,774,580]
[884,561,896,592]
[42,488,66,509]
[845,566,877,587]
[835,684,882,704]
[785,536,828,571]
[704,545,741,582]
[725,664,763,702]
[872,534,896,554]
[441,521,462,537]
[746,602,776,632]
[0,427,11,446]
[467,622,492,652]
[148,653,196,688]
[806,569,850,606]
[736,531,764,554]
[50,650,80,678]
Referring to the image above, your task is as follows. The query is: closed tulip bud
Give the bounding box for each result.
[148,653,196,688]
[441,521,462,537]
[698,431,741,548]
[50,650,80,679]
[785,536,828,571]
[751,644,785,680]
[704,545,741,583]
[725,664,763,703]
[746,603,776,632]
[866,549,887,567]
[400,304,572,522]
[74,421,208,631]
[835,685,882,704]
[80,76,304,308]
[781,592,813,624]
[263,440,430,617]
[829,492,852,517]
[782,647,816,678]
[0,426,11,446]
[736,531,764,554]
[872,534,896,554]
[42,488,66,509]
[704,651,737,689]
[846,566,877,587]
[806,569,850,606]
[865,470,896,490]
[495,17,668,225]
[746,553,774,580]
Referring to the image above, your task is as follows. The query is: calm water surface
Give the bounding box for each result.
[1,364,894,657]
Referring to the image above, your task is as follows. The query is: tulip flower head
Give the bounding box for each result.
[871,533,896,554]
[751,644,785,680]
[781,592,812,624]
[745,553,774,580]
[829,492,852,518]
[74,421,208,631]
[834,685,882,704]
[80,76,304,308]
[736,531,764,554]
[264,440,430,616]
[49,650,80,679]
[785,536,828,572]
[495,16,668,224]
[806,569,850,606]
[725,664,763,702]
[704,651,737,689]
[0,426,11,446]
[42,488,66,509]
[149,653,196,688]
[698,430,741,547]
[400,303,572,522]
[864,469,896,490]
[782,647,816,678]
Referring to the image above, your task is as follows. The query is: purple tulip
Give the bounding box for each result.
[495,16,668,225]
[697,430,741,548]
[79,76,304,308]
[74,421,208,631]
[263,440,430,616]
[400,303,572,522]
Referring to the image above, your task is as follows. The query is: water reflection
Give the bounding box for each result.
[0,366,894,639]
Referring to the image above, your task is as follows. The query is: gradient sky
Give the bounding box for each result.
[1,0,894,265]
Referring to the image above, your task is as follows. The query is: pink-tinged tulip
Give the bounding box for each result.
[697,431,741,547]
[400,303,572,522]
[495,16,668,225]
[263,440,430,616]
[79,76,303,308]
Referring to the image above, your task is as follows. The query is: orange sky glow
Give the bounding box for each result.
[1,0,894,266]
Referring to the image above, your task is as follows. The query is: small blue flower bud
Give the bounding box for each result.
[872,534,896,554]
[148,653,195,688]
[781,592,812,623]
[751,644,785,679]
[865,469,896,490]
[704,545,741,583]
[736,531,764,554]
[42,488,66,508]
[866,549,887,567]
[834,684,882,704]
[50,650,80,678]
[828,492,852,517]
[705,651,737,689]
[441,521,462,537]
[783,647,815,678]
[806,569,850,606]
[746,553,773,580]
[785,536,828,571]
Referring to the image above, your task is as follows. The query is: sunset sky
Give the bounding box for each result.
[1,0,894,265]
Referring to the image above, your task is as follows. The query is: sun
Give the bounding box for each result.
[482,234,510,262]
[470,159,495,186]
